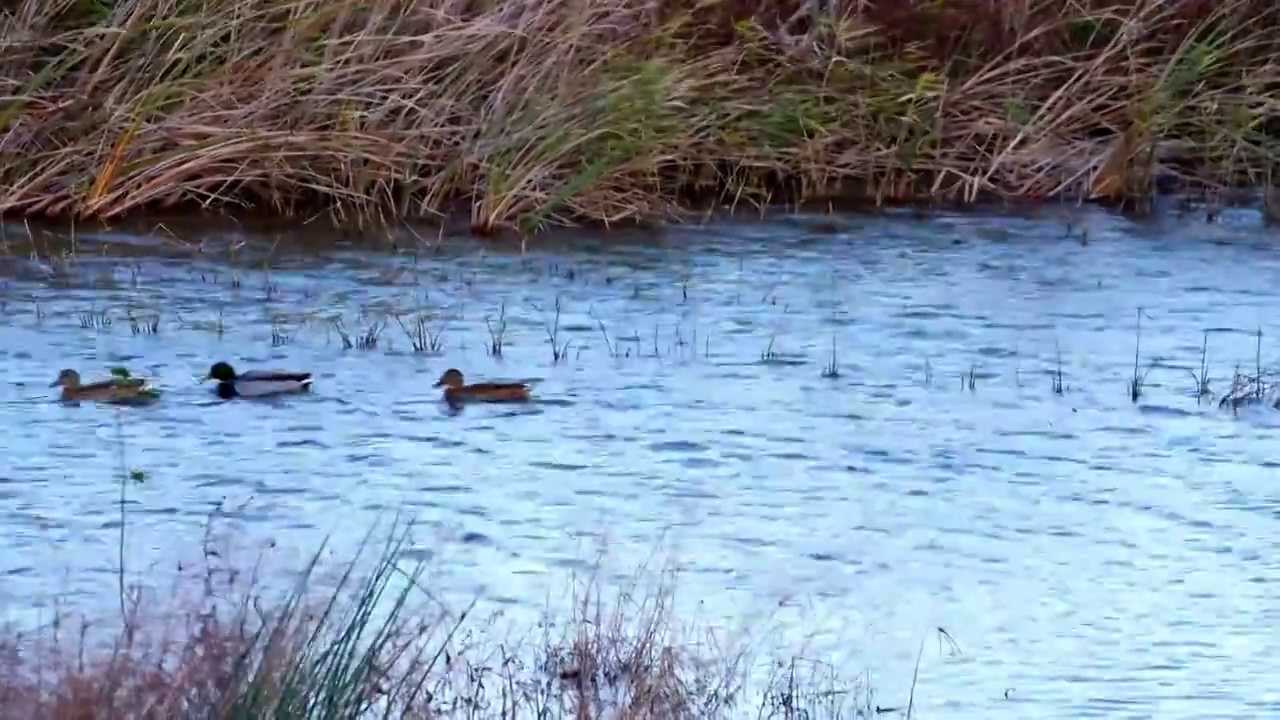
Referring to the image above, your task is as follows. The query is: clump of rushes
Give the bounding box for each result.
[331,317,384,350]
[127,310,160,336]
[484,300,508,357]
[0,0,1278,230]
[393,311,447,354]
[78,306,110,329]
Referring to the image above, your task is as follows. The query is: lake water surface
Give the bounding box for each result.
[1,207,1279,719]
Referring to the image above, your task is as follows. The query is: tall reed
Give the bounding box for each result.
[1,0,1278,230]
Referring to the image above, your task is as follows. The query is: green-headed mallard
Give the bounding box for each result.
[432,368,531,408]
[50,369,160,405]
[206,361,313,399]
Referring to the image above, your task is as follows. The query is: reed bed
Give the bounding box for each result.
[2,0,1279,232]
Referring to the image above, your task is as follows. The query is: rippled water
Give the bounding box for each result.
[2,207,1280,718]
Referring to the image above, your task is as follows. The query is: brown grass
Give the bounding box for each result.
[3,0,1276,232]
[0,517,884,718]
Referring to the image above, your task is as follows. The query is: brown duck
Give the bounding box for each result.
[50,369,160,405]
[432,368,531,407]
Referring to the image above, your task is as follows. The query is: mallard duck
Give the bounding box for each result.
[432,368,531,407]
[206,361,313,399]
[50,369,160,405]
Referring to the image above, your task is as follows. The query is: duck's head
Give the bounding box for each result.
[49,368,80,388]
[433,368,464,388]
[207,362,237,382]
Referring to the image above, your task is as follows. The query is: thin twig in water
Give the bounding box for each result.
[1189,331,1210,402]
[1053,341,1065,395]
[760,334,778,362]
[821,335,840,378]
[1129,308,1148,403]
[485,300,508,358]
[591,311,617,359]
[531,294,571,363]
[1254,327,1263,401]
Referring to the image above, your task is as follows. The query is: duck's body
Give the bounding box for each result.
[433,368,531,407]
[206,362,313,399]
[50,369,160,405]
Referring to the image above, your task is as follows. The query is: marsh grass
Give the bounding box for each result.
[271,318,292,347]
[77,306,110,330]
[760,335,779,363]
[820,336,839,379]
[1188,331,1212,402]
[2,0,1280,230]
[332,317,385,351]
[1217,329,1277,412]
[0,411,901,719]
[1128,309,1150,403]
[533,295,572,363]
[593,316,619,360]
[126,310,160,336]
[0,518,892,719]
[1051,343,1065,395]
[484,300,508,358]
[393,311,448,355]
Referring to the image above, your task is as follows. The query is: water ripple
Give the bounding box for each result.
[0,209,1279,719]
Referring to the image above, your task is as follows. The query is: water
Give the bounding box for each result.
[2,206,1280,718]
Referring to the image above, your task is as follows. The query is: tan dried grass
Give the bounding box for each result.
[0,518,877,719]
[0,0,1277,232]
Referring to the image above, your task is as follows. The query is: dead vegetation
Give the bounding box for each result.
[0,0,1278,231]
[0,518,887,719]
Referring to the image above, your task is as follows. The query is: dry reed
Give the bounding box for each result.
[2,0,1278,232]
[0,518,879,719]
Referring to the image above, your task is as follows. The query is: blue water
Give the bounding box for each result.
[1,206,1279,718]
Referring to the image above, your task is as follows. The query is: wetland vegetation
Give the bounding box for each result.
[0,504,899,719]
[2,0,1280,231]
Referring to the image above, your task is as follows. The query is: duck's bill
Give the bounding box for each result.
[48,380,60,387]
[432,381,444,387]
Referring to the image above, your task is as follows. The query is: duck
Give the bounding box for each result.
[432,368,531,407]
[50,368,160,405]
[205,361,313,399]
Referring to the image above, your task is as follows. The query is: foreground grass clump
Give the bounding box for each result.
[0,521,879,719]
[3,0,1276,231]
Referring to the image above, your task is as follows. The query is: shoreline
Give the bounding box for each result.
[3,189,1273,255]
[2,0,1278,233]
